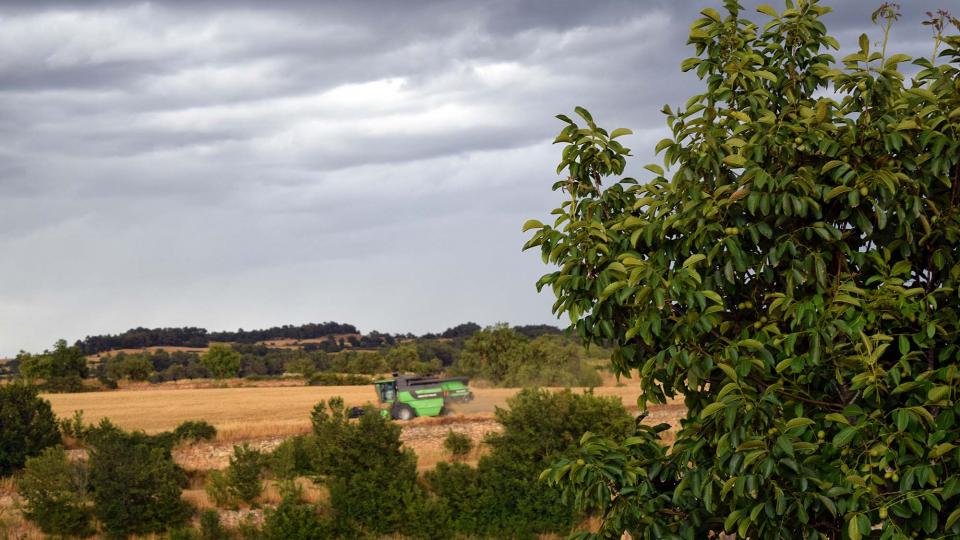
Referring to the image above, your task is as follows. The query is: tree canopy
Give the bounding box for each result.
[526,2,960,538]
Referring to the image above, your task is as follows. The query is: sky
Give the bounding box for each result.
[0,0,948,355]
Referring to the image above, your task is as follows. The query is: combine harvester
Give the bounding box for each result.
[371,374,474,420]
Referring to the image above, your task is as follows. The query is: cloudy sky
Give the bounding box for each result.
[0,0,947,354]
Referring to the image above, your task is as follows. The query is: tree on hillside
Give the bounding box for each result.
[18,339,88,389]
[526,2,960,538]
[200,344,241,379]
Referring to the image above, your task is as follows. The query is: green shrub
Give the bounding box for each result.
[442,430,473,460]
[59,410,89,440]
[173,420,217,444]
[310,398,422,535]
[269,435,318,480]
[206,444,264,507]
[205,470,233,508]
[428,388,633,538]
[261,496,328,540]
[307,372,371,386]
[0,383,60,476]
[17,446,95,537]
[87,421,191,537]
[199,509,229,540]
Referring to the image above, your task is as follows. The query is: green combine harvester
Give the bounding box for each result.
[372,375,473,420]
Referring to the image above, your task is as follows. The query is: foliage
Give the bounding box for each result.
[308,372,371,386]
[269,435,319,480]
[309,398,422,536]
[200,344,242,379]
[0,383,60,476]
[17,339,89,381]
[86,420,190,537]
[454,324,602,386]
[207,444,264,507]
[172,420,217,443]
[199,509,230,540]
[17,446,95,537]
[260,495,329,540]
[526,2,960,538]
[443,430,474,460]
[425,388,634,538]
[60,409,90,440]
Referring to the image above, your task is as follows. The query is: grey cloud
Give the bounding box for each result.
[0,0,953,354]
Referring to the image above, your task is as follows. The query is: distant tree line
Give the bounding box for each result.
[73,322,361,355]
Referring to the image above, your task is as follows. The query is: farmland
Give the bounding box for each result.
[42,381,672,442]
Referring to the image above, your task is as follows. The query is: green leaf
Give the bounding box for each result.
[701,402,727,419]
[610,127,633,139]
[825,413,850,425]
[722,154,747,168]
[701,8,722,22]
[785,417,814,430]
[756,4,777,17]
[833,426,858,447]
[522,219,544,232]
[683,254,706,268]
[644,163,664,176]
[848,514,862,540]
[946,506,960,529]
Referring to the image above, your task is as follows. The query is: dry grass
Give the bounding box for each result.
[42,383,654,436]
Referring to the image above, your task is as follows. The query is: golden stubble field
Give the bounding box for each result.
[42,382,675,442]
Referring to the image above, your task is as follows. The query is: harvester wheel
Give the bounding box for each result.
[392,404,416,421]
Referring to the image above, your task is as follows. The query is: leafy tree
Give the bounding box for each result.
[86,420,190,537]
[200,344,241,379]
[526,2,960,538]
[284,357,316,379]
[17,446,95,537]
[455,323,527,383]
[0,383,60,476]
[18,340,89,391]
[309,398,421,535]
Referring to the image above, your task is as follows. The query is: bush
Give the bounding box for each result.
[206,444,264,507]
[173,420,217,444]
[307,372,371,386]
[310,398,422,535]
[442,430,473,460]
[261,496,328,540]
[269,435,319,480]
[0,383,60,476]
[59,410,89,440]
[87,420,191,537]
[426,388,634,538]
[199,509,229,540]
[17,446,95,537]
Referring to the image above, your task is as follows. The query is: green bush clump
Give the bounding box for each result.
[269,435,319,480]
[442,430,473,460]
[424,388,634,538]
[86,420,191,537]
[310,397,422,536]
[17,446,95,537]
[206,444,265,507]
[199,509,230,540]
[307,372,371,386]
[0,383,61,476]
[173,420,217,444]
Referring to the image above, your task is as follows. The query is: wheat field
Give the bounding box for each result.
[42,382,658,441]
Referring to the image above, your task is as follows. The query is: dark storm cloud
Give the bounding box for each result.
[0,0,951,354]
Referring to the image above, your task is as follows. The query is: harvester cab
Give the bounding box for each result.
[372,375,473,421]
